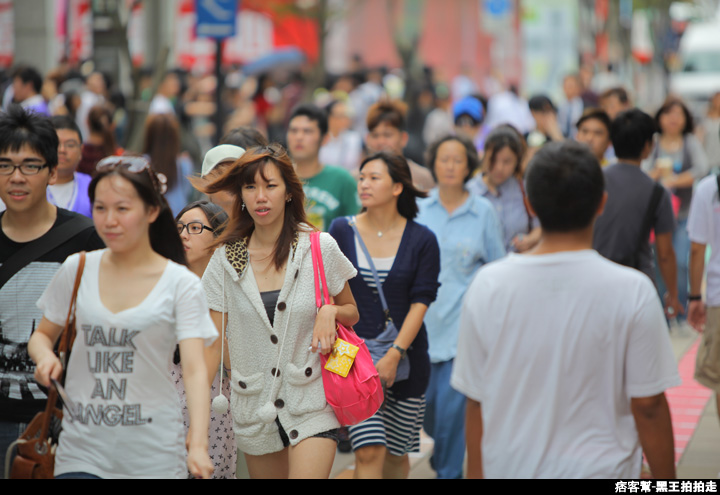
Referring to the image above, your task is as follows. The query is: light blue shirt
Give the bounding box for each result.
[467,175,540,251]
[417,189,506,363]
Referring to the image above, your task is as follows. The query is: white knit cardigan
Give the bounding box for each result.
[202,231,357,456]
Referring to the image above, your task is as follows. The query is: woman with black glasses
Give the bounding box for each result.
[172,200,236,478]
[29,157,216,479]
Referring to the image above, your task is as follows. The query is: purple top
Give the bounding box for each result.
[47,172,93,218]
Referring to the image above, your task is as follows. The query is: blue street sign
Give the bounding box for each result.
[485,0,511,17]
[196,0,239,39]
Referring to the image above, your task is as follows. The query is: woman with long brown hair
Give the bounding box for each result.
[77,104,123,176]
[142,113,193,216]
[198,144,359,479]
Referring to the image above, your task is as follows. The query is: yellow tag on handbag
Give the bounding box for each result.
[324,338,360,378]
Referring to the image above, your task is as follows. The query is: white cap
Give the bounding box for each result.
[201,145,246,177]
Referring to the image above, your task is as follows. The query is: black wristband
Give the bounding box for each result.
[688,295,702,302]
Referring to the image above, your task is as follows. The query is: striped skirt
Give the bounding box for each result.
[347,390,426,456]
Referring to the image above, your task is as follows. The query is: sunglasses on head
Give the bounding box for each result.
[96,156,151,173]
[95,156,168,195]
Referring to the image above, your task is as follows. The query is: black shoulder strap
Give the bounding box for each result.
[0,214,93,289]
[716,173,720,201]
[633,182,665,268]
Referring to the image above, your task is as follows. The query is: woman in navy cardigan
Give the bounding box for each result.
[329,152,440,479]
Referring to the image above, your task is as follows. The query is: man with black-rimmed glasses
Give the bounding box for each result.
[0,105,103,477]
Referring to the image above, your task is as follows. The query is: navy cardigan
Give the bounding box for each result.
[329,217,441,399]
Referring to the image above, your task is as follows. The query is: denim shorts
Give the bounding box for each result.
[275,417,339,448]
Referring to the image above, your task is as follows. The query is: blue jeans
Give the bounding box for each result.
[423,359,466,479]
[655,217,690,321]
[0,421,27,480]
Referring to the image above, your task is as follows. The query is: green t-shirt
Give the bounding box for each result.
[303,165,360,231]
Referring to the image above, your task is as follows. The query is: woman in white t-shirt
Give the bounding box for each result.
[29,156,216,479]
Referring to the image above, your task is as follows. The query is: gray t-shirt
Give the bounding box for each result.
[593,163,675,281]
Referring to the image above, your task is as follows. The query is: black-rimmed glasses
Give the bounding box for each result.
[0,160,48,176]
[177,222,215,235]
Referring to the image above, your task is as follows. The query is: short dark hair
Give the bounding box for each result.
[0,104,59,170]
[576,108,611,135]
[425,134,480,184]
[13,66,43,94]
[655,97,694,135]
[288,104,328,137]
[610,108,657,160]
[176,200,229,238]
[220,126,269,149]
[599,87,629,105]
[525,141,604,233]
[366,100,407,132]
[528,95,557,113]
[50,115,83,143]
[359,152,427,219]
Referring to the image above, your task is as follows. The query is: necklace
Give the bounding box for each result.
[368,217,398,238]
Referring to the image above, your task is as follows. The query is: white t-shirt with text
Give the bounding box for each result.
[451,250,680,479]
[37,250,217,479]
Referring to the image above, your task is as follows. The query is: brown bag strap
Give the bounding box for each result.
[38,251,86,443]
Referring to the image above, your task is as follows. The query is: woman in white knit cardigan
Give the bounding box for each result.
[198,144,359,479]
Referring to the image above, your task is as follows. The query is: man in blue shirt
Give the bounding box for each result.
[417,134,505,479]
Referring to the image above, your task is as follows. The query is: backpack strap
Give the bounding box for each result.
[0,214,93,289]
[632,182,665,269]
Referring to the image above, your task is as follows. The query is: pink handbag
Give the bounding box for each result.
[310,232,384,426]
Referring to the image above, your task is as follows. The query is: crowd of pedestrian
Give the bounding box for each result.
[0,57,719,480]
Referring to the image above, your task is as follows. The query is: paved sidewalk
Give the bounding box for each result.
[671,329,720,479]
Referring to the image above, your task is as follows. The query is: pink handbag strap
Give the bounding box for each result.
[310,232,330,309]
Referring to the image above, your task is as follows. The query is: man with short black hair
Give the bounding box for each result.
[365,100,435,192]
[575,108,613,166]
[452,140,679,479]
[286,104,359,231]
[0,106,104,476]
[599,87,632,120]
[11,66,49,117]
[593,108,682,317]
[48,115,92,217]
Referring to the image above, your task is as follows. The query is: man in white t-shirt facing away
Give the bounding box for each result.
[686,174,720,432]
[451,141,680,479]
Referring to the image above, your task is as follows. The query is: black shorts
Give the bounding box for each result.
[275,417,339,448]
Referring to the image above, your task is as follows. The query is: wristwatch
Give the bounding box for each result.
[391,344,407,359]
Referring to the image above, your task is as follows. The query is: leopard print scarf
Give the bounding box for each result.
[225,232,300,276]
